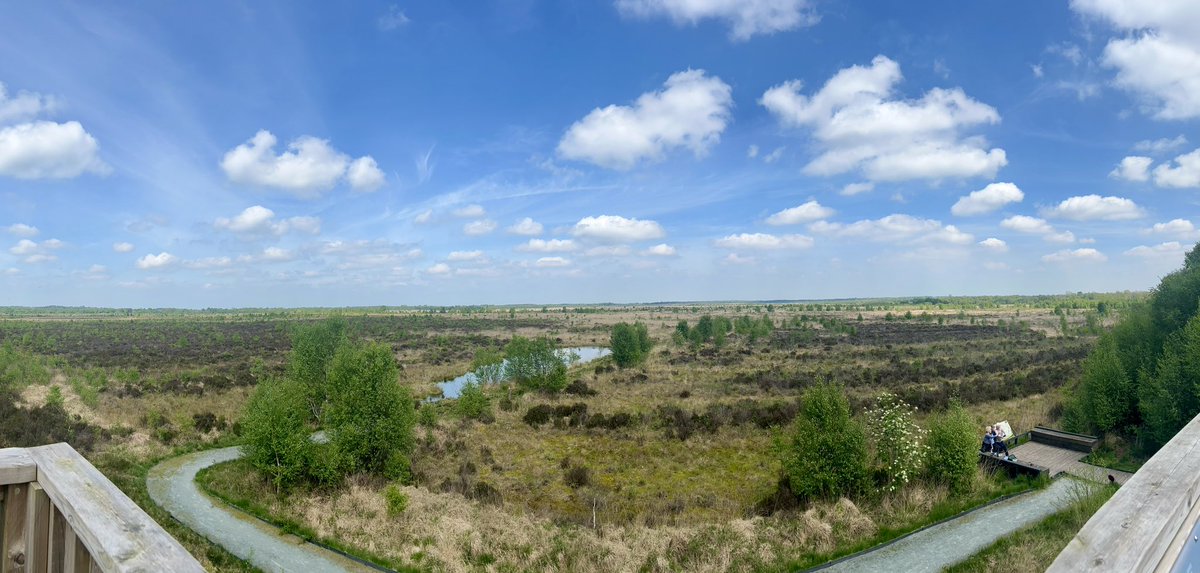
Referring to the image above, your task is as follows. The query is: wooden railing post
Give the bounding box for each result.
[27,485,48,573]
[3,483,29,573]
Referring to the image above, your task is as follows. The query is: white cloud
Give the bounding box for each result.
[378,5,410,30]
[584,245,633,257]
[112,242,135,253]
[763,147,785,163]
[615,0,817,41]
[1147,219,1200,240]
[214,205,321,235]
[809,214,971,244]
[1042,194,1145,221]
[557,69,732,170]
[1001,215,1053,234]
[1152,148,1200,188]
[260,247,294,262]
[1031,64,1044,78]
[220,130,381,197]
[463,220,497,236]
[1072,0,1200,119]
[644,243,677,256]
[183,257,232,270]
[951,182,1024,216]
[136,252,177,270]
[427,263,451,276]
[22,254,56,264]
[0,121,107,179]
[714,233,814,250]
[10,240,38,255]
[1110,156,1153,182]
[10,238,63,263]
[766,200,834,225]
[723,253,756,265]
[1042,248,1107,263]
[572,215,665,242]
[5,223,38,237]
[0,82,55,123]
[447,250,484,261]
[840,182,874,196]
[747,145,759,158]
[979,237,1008,252]
[453,204,486,218]
[535,256,571,268]
[346,156,385,192]
[1125,241,1185,258]
[760,56,1006,182]
[1047,231,1077,244]
[517,239,576,253]
[507,217,544,236]
[414,209,433,224]
[1134,135,1188,154]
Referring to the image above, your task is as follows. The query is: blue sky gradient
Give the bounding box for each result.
[1,0,1198,306]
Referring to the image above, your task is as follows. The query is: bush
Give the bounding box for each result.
[926,402,979,493]
[46,386,64,410]
[325,342,416,480]
[611,322,652,367]
[504,336,568,392]
[865,393,926,492]
[456,381,492,421]
[782,383,868,500]
[241,378,314,492]
[563,464,591,488]
[384,483,408,516]
[418,404,437,428]
[287,319,346,424]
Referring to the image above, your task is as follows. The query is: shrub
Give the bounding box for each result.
[470,349,506,386]
[325,342,416,480]
[456,381,492,421]
[241,378,314,493]
[611,322,652,367]
[418,404,437,428]
[563,464,591,488]
[926,402,979,493]
[46,386,64,410]
[504,336,567,392]
[384,483,408,516]
[865,393,927,492]
[782,383,868,499]
[287,319,346,423]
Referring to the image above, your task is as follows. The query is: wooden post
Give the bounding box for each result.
[3,484,29,573]
[27,486,48,573]
[71,537,88,573]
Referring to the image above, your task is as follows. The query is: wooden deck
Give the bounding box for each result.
[1010,441,1134,484]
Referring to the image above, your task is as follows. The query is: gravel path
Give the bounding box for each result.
[817,478,1089,573]
[147,446,379,573]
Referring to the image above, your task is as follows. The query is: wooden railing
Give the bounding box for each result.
[0,443,204,572]
[1049,412,1200,571]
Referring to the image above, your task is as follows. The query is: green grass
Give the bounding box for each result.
[196,458,423,573]
[945,480,1116,573]
[1081,447,1143,473]
[775,473,1048,571]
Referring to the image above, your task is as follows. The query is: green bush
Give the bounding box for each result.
[470,349,506,385]
[384,484,408,516]
[610,322,652,368]
[287,319,346,424]
[926,402,979,493]
[783,383,868,499]
[456,381,492,421]
[46,386,64,410]
[503,336,567,392]
[241,378,314,493]
[325,341,416,480]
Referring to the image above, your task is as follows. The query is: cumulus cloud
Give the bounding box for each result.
[1110,156,1153,182]
[517,239,576,253]
[1042,248,1107,263]
[447,250,484,261]
[809,214,972,245]
[1042,194,1145,221]
[463,220,497,236]
[346,156,386,192]
[214,205,321,235]
[507,217,544,236]
[9,238,63,263]
[1000,215,1076,243]
[1125,241,1186,258]
[644,243,677,256]
[714,233,813,250]
[1134,135,1188,154]
[615,0,817,41]
[136,252,177,270]
[1152,148,1200,188]
[765,200,834,225]
[426,263,451,276]
[1071,0,1200,119]
[572,215,665,242]
[979,237,1008,252]
[760,56,1005,182]
[5,223,38,237]
[317,239,423,271]
[557,69,732,170]
[453,204,486,218]
[112,242,135,253]
[535,256,571,268]
[0,82,55,123]
[763,147,785,163]
[220,130,383,197]
[951,182,1024,216]
[1147,219,1200,240]
[584,245,633,257]
[840,182,874,196]
[0,121,108,179]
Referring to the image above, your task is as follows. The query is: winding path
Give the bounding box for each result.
[815,477,1092,572]
[147,446,378,573]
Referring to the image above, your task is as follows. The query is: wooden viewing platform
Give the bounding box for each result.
[0,443,204,572]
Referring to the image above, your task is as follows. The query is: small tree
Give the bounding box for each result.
[865,393,926,492]
[611,322,652,368]
[457,381,492,421]
[471,349,506,386]
[504,336,568,392]
[926,402,978,493]
[1078,337,1133,432]
[325,342,416,480]
[241,378,314,493]
[287,319,346,423]
[783,383,869,499]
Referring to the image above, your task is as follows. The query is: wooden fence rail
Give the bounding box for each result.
[0,444,203,573]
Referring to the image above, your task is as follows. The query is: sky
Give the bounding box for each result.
[1,0,1198,307]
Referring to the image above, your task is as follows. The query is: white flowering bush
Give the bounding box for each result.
[865,393,927,492]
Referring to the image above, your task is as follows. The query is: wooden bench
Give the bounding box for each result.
[979,452,1048,479]
[0,443,204,572]
[1031,426,1098,453]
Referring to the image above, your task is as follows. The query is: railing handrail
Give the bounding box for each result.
[1049,413,1200,572]
[0,443,204,572]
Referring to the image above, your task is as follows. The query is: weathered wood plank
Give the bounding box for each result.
[69,538,86,573]
[47,507,63,573]
[60,528,74,573]
[27,444,204,573]
[4,484,29,573]
[28,485,48,573]
[0,451,35,487]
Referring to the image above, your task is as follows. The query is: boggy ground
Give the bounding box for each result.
[0,297,1126,571]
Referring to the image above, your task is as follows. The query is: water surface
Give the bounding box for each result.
[435,346,610,399]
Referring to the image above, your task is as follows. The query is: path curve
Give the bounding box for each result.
[147,447,378,573]
[816,477,1092,573]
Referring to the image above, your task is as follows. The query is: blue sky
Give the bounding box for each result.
[1,0,1198,307]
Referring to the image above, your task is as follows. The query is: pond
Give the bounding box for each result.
[434,346,610,400]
